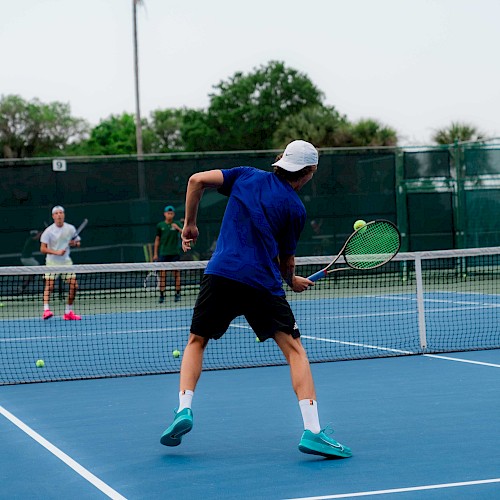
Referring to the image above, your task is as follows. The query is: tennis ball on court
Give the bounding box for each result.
[0,302,4,307]
[172,350,181,358]
[36,359,45,368]
[353,219,367,232]
[255,337,261,342]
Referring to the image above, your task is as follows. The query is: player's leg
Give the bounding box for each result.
[158,270,166,303]
[246,290,352,459]
[274,332,352,458]
[63,275,81,320]
[42,275,55,319]
[180,333,209,391]
[273,332,316,400]
[245,292,315,399]
[160,275,236,446]
[160,334,209,447]
[173,269,181,301]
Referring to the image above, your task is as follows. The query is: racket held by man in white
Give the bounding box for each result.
[72,219,88,241]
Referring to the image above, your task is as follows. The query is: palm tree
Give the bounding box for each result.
[272,105,349,148]
[432,122,484,145]
[344,119,398,147]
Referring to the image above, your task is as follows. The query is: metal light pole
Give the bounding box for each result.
[132,0,147,203]
[132,0,143,158]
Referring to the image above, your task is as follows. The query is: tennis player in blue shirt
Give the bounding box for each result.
[160,140,352,458]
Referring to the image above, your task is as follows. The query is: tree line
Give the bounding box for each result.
[0,61,485,159]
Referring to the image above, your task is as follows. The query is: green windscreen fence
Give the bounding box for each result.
[463,147,500,248]
[0,150,397,265]
[1,144,499,265]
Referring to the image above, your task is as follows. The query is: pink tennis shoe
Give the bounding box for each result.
[42,310,54,320]
[63,311,81,320]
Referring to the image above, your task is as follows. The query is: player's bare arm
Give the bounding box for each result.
[182,170,224,251]
[279,254,312,292]
[40,242,65,256]
[153,235,160,261]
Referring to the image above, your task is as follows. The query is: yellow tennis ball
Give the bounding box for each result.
[255,337,261,342]
[353,219,367,232]
[172,350,181,358]
[0,302,4,307]
[36,359,45,368]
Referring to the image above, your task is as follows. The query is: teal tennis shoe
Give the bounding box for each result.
[160,408,193,446]
[298,426,352,458]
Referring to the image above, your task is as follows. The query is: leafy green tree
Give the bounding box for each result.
[343,119,398,147]
[275,113,397,148]
[432,122,484,145]
[272,105,349,148]
[86,114,137,155]
[149,108,188,152]
[181,109,220,152]
[185,61,324,151]
[0,94,88,158]
[73,113,155,156]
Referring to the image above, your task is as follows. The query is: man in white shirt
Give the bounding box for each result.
[40,206,82,320]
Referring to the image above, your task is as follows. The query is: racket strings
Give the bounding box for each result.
[344,222,400,269]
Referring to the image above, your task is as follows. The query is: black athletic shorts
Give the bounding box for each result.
[159,255,180,262]
[191,274,300,342]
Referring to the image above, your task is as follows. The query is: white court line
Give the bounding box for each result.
[380,295,500,308]
[301,335,414,355]
[302,336,500,367]
[0,326,185,342]
[283,478,500,499]
[310,310,417,320]
[301,304,498,322]
[424,354,500,368]
[228,323,252,330]
[0,405,127,500]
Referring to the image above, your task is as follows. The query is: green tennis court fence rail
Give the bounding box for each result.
[0,246,499,385]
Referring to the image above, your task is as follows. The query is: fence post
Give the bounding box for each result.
[395,149,409,251]
[450,141,466,249]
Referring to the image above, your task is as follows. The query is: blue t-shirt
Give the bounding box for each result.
[205,167,306,296]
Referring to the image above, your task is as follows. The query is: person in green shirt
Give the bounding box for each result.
[21,229,42,266]
[19,229,42,292]
[153,205,183,303]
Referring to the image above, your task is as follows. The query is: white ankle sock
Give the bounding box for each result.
[178,390,194,411]
[65,305,71,314]
[299,399,321,433]
[44,304,50,311]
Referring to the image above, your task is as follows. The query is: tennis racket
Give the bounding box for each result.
[143,270,159,289]
[71,218,88,241]
[307,220,401,282]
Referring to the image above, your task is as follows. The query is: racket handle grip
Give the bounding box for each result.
[307,269,327,282]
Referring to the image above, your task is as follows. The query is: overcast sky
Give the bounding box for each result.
[2,0,499,145]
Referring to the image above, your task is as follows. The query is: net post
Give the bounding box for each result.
[414,254,427,352]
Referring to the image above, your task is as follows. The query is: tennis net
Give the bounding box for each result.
[0,247,499,385]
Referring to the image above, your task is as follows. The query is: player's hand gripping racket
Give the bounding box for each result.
[307,220,401,282]
[65,218,88,248]
[72,219,88,240]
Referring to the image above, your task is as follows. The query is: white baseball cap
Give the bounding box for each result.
[272,140,318,172]
[52,205,64,214]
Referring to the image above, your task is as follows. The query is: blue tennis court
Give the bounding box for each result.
[1,350,499,499]
[1,289,498,384]
[1,251,499,497]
